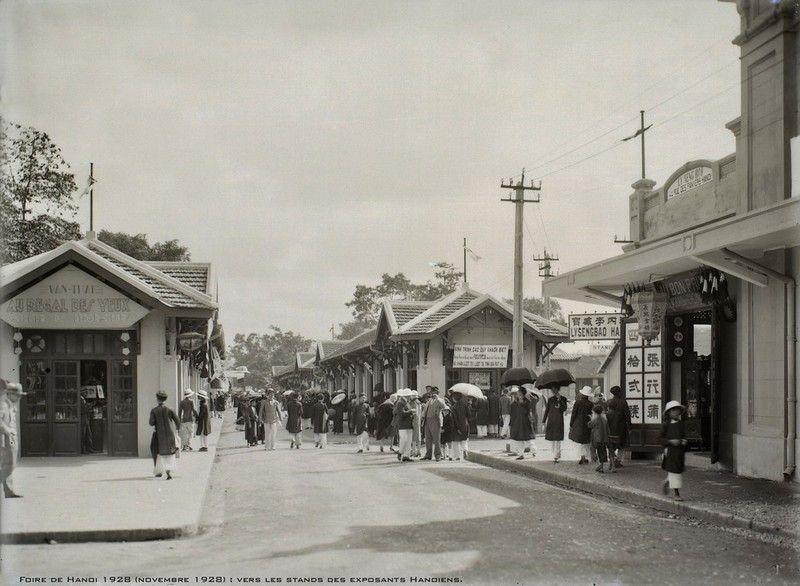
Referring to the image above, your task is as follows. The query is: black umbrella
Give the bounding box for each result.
[535,368,575,389]
[501,366,537,387]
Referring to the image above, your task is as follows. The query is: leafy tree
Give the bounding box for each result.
[97,230,191,261]
[503,296,567,326]
[415,262,463,301]
[344,263,464,324]
[0,118,81,263]
[228,327,311,389]
[336,319,371,340]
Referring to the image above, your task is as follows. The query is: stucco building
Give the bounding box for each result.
[543,0,800,481]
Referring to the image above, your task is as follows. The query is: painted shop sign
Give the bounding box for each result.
[453,344,509,368]
[661,271,706,312]
[666,166,713,200]
[1,266,149,329]
[569,313,623,341]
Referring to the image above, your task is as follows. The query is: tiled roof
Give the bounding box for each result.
[272,364,295,377]
[89,244,206,307]
[522,311,569,338]
[400,290,480,335]
[389,300,435,328]
[296,352,316,370]
[0,237,216,311]
[392,286,568,341]
[317,340,347,359]
[321,329,377,362]
[147,262,211,294]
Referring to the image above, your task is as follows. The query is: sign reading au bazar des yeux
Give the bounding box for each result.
[1,266,150,329]
[569,313,624,341]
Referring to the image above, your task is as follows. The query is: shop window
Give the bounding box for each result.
[54,361,79,421]
[53,333,78,355]
[82,333,107,355]
[693,324,711,357]
[111,361,135,421]
[23,360,48,421]
[446,369,461,389]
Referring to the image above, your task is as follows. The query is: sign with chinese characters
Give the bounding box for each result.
[630,291,668,342]
[453,345,509,368]
[666,166,713,200]
[568,313,624,341]
[644,399,662,424]
[626,321,662,347]
[1,266,150,330]
[629,401,643,425]
[623,321,662,428]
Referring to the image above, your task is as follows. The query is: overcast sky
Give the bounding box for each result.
[0,0,742,342]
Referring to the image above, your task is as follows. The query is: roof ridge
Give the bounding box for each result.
[86,240,216,308]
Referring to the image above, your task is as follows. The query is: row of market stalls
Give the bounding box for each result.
[272,285,569,401]
[0,232,228,458]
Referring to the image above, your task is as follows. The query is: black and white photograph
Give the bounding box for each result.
[1,0,799,584]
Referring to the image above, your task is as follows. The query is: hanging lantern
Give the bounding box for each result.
[630,290,669,342]
[176,332,205,352]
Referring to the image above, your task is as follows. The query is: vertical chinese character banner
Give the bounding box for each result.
[624,321,662,426]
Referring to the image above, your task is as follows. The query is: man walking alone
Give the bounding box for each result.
[179,388,197,451]
[258,388,283,451]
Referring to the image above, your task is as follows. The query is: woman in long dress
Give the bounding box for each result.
[542,386,568,463]
[149,391,181,479]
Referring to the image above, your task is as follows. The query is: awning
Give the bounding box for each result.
[543,197,800,306]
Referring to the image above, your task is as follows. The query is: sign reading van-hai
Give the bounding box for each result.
[569,313,624,341]
[1,266,149,329]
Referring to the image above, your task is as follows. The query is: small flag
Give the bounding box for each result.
[465,247,481,261]
[621,124,652,142]
[77,175,97,199]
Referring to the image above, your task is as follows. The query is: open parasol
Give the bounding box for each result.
[449,382,485,400]
[535,368,575,389]
[501,366,537,387]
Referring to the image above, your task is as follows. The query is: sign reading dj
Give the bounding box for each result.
[1,266,150,329]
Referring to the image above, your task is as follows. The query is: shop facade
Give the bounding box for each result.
[543,0,800,481]
[0,234,220,458]
[318,285,568,399]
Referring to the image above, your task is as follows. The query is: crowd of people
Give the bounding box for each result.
[150,380,685,502]
[222,382,638,468]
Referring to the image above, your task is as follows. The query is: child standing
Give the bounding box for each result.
[659,401,687,501]
[440,403,453,461]
[588,404,611,473]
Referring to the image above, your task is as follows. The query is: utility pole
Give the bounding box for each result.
[463,237,467,284]
[621,110,652,179]
[534,248,559,369]
[89,162,95,232]
[500,169,541,368]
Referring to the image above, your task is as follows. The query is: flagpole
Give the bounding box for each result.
[463,237,467,283]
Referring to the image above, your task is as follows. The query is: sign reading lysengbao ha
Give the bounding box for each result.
[453,345,509,368]
[1,266,150,329]
[569,313,624,341]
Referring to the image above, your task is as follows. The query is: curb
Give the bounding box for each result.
[0,417,224,545]
[466,451,800,541]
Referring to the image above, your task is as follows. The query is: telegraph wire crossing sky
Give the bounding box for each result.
[0,1,742,340]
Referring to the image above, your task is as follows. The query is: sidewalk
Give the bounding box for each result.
[2,417,798,544]
[464,436,800,542]
[0,414,225,544]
